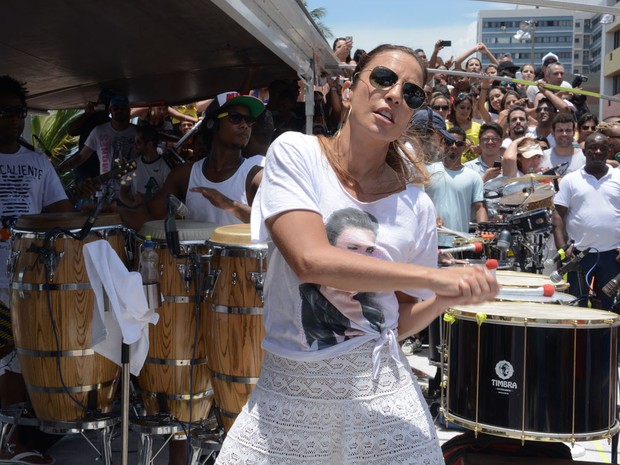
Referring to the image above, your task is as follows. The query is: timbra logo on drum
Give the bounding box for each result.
[493,360,517,393]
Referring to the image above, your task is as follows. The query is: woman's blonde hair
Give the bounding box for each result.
[317,44,430,188]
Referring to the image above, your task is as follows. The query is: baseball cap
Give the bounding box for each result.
[541,52,559,66]
[204,91,265,118]
[520,144,544,159]
[110,94,129,107]
[410,108,455,143]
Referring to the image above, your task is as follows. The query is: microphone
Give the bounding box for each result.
[544,240,575,267]
[542,162,569,176]
[78,186,113,240]
[168,194,189,218]
[438,242,483,255]
[550,247,591,283]
[602,273,620,298]
[496,230,512,252]
[164,194,187,257]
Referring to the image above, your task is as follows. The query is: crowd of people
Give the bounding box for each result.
[0,35,618,464]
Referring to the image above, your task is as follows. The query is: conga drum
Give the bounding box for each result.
[205,224,268,431]
[9,212,125,422]
[444,302,619,441]
[135,220,217,425]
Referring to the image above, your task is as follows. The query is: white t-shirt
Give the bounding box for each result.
[425,162,485,233]
[542,148,585,177]
[84,122,137,174]
[0,147,68,293]
[130,156,171,201]
[251,132,437,366]
[553,167,620,251]
[185,155,264,225]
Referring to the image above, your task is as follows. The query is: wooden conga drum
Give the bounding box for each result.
[135,220,217,424]
[9,212,125,422]
[205,224,268,431]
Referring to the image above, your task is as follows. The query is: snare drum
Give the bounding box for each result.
[444,302,619,441]
[509,208,550,233]
[135,220,217,424]
[9,213,125,422]
[496,269,569,291]
[205,224,268,431]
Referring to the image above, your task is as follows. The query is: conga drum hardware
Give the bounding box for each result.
[443,302,619,443]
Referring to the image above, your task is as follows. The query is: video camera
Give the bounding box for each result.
[572,74,588,88]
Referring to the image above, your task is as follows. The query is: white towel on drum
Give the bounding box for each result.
[84,240,159,375]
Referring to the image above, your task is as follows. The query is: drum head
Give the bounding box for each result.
[449,301,620,327]
[208,224,252,245]
[15,212,123,231]
[138,220,217,243]
[496,291,576,304]
[496,270,567,290]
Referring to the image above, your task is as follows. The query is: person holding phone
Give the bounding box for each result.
[465,122,504,182]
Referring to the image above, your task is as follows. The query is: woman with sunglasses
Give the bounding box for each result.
[429,93,450,122]
[577,113,599,149]
[447,92,480,162]
[215,44,498,465]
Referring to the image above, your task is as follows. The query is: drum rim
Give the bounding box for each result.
[448,302,620,327]
[443,412,620,442]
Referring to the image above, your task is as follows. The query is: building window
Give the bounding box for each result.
[575,37,580,44]
[576,21,580,28]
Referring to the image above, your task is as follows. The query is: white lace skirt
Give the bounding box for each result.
[215,340,445,465]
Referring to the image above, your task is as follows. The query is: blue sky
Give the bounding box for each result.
[305,0,511,62]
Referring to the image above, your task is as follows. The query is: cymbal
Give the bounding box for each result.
[504,173,558,183]
[500,184,555,205]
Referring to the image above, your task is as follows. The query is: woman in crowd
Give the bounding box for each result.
[502,136,548,177]
[215,43,498,465]
[447,92,480,162]
[429,93,451,122]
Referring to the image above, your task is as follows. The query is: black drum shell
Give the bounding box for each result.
[446,311,618,438]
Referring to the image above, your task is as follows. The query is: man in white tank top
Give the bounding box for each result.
[120,92,266,230]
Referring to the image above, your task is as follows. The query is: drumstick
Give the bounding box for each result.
[497,284,556,297]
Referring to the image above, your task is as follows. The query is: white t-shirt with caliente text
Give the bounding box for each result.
[251,132,437,373]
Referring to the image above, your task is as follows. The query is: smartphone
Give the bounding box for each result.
[439,40,452,47]
[493,161,502,168]
[345,36,353,42]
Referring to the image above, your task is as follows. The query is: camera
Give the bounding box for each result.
[572,74,588,88]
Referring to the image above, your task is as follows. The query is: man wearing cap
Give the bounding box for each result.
[417,119,487,233]
[59,93,137,190]
[497,61,520,79]
[527,56,572,105]
[121,91,265,230]
[552,132,620,311]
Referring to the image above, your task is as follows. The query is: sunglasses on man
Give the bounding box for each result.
[217,111,257,127]
[0,105,27,119]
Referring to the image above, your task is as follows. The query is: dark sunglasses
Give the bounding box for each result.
[0,105,27,119]
[580,125,596,130]
[536,107,554,113]
[432,105,450,112]
[443,137,466,148]
[365,66,425,109]
[217,111,256,127]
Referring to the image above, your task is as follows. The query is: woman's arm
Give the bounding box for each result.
[266,209,498,299]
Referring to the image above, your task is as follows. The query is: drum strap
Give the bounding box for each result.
[157,393,169,415]
[0,301,13,347]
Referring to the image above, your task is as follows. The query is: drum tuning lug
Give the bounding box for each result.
[7,250,20,282]
[204,269,220,297]
[177,264,193,292]
[249,272,265,303]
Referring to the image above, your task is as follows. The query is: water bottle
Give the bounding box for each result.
[140,235,161,309]
[139,236,159,284]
